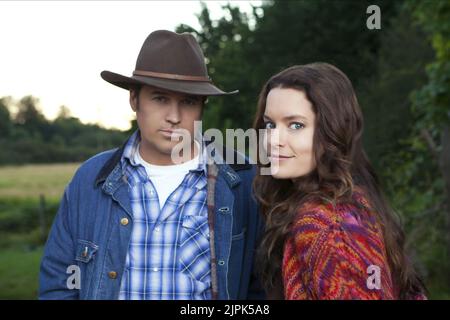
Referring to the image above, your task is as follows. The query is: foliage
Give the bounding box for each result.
[0,98,128,165]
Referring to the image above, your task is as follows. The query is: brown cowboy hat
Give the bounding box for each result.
[101,30,238,96]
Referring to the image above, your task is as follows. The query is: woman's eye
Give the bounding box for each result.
[264,122,275,129]
[289,122,304,130]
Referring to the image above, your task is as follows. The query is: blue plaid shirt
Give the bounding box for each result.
[118,131,211,300]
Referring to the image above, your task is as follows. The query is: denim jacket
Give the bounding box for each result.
[39,137,265,300]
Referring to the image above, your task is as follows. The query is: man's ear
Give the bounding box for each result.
[129,89,138,112]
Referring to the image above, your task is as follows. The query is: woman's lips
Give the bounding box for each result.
[270,154,294,161]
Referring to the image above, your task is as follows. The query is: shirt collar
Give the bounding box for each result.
[121,130,207,176]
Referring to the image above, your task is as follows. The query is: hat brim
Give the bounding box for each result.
[101,71,238,96]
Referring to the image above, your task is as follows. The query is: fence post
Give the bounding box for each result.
[39,194,46,243]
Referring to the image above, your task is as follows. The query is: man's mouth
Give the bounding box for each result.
[159,128,184,139]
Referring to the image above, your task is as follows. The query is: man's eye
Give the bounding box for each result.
[153,96,168,102]
[182,99,197,106]
[289,122,305,130]
[264,122,275,129]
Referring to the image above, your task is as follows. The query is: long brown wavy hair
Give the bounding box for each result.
[252,63,426,299]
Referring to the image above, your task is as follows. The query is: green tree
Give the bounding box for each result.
[14,96,49,136]
[0,97,12,137]
[0,94,129,165]
[358,3,434,171]
[407,0,450,291]
[56,105,72,120]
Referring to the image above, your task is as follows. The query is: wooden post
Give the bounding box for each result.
[39,194,46,243]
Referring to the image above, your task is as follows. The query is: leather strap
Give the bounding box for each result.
[133,70,211,82]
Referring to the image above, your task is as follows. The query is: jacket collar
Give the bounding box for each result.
[94,134,252,189]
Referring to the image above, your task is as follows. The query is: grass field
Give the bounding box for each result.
[0,163,80,200]
[0,163,80,299]
[0,247,43,299]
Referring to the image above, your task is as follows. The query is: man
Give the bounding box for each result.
[39,30,264,300]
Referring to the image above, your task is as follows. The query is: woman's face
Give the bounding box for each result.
[263,87,316,179]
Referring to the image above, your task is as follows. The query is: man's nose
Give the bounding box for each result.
[165,103,181,125]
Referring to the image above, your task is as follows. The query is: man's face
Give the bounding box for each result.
[130,85,203,163]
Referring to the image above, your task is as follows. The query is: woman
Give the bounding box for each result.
[253,63,426,300]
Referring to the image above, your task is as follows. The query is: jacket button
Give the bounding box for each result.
[218,207,229,213]
[120,218,129,226]
[108,271,117,279]
[218,260,225,266]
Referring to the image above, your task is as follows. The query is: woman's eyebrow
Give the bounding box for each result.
[263,114,308,121]
[283,115,308,121]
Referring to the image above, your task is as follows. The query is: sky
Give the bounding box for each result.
[0,0,263,131]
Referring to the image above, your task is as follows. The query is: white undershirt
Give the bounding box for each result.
[133,142,200,209]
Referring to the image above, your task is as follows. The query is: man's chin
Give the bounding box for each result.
[159,140,188,155]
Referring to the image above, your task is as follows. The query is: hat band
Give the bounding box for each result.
[133,70,211,82]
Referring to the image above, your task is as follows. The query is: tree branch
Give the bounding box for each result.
[420,128,440,161]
